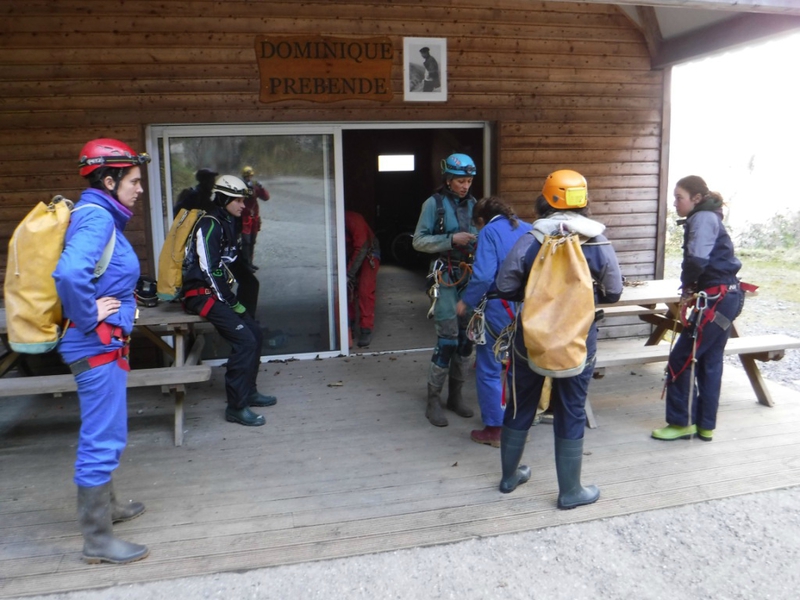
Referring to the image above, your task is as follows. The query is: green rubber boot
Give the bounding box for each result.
[651,424,697,441]
[696,427,714,442]
[554,436,600,510]
[499,427,531,494]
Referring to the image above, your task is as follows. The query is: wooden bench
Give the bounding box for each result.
[1,304,213,446]
[583,333,800,428]
[0,365,212,398]
[596,334,800,372]
[600,303,670,319]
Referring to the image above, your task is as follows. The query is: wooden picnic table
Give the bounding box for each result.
[0,302,211,446]
[597,278,800,410]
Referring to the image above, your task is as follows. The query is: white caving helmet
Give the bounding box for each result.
[212,175,248,206]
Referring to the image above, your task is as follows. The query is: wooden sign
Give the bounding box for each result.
[255,35,394,103]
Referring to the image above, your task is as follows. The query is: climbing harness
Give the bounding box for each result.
[665,281,758,433]
[425,257,474,319]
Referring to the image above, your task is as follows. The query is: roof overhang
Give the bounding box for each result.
[550,0,800,68]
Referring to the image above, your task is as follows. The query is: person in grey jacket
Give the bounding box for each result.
[651,175,746,442]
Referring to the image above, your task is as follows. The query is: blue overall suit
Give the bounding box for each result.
[412,189,478,393]
[54,188,139,488]
[665,202,743,431]
[460,216,533,427]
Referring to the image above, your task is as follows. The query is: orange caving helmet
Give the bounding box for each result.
[542,169,588,210]
[78,138,150,178]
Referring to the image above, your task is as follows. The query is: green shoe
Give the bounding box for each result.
[696,428,714,442]
[651,424,696,441]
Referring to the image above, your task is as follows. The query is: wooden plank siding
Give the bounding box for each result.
[0,0,665,288]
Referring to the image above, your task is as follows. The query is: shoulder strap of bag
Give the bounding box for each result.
[432,193,446,235]
[71,203,116,279]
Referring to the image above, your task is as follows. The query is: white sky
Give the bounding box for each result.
[669,30,800,231]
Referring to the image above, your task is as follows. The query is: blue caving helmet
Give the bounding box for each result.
[441,153,477,177]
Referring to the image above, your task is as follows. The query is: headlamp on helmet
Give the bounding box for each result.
[441,153,477,177]
[542,169,588,210]
[78,138,150,178]
[135,276,159,308]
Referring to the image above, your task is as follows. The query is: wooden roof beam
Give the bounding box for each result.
[636,5,664,58]
[652,12,800,68]
[560,0,800,16]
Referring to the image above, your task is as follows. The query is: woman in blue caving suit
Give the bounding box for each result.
[54,138,151,564]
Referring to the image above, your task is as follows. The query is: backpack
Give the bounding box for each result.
[4,196,115,354]
[156,208,206,301]
[520,232,596,378]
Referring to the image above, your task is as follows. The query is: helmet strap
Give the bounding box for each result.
[101,171,125,201]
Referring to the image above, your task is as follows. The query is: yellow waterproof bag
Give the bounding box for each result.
[157,208,205,301]
[520,233,595,378]
[4,196,114,353]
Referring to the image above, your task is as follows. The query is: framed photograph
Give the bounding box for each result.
[404,37,447,102]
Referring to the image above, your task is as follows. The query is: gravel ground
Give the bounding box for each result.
[724,297,800,393]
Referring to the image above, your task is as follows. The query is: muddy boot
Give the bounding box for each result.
[357,328,373,347]
[110,481,145,524]
[554,436,600,510]
[470,425,502,447]
[78,482,149,564]
[446,378,474,418]
[426,384,448,427]
[499,427,531,493]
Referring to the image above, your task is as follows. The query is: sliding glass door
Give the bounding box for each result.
[147,124,344,361]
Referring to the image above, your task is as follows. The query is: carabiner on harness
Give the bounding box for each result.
[426,259,444,319]
[466,297,487,345]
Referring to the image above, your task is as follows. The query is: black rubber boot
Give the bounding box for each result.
[78,482,149,564]
[110,481,145,524]
[225,406,266,426]
[248,390,278,407]
[499,427,531,493]
[426,384,448,427]
[554,436,600,510]
[446,378,474,418]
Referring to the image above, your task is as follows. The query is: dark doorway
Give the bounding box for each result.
[342,128,484,267]
[341,126,485,352]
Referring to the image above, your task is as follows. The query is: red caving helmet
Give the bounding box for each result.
[78,138,151,178]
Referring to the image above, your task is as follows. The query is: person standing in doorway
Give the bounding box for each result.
[494,170,622,508]
[652,175,747,443]
[413,153,478,427]
[54,138,152,564]
[456,197,533,448]
[181,175,278,427]
[345,210,381,348]
[419,47,440,92]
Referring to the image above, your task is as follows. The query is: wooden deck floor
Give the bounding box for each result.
[2,350,800,598]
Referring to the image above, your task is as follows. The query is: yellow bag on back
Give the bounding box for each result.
[4,196,114,353]
[521,233,595,378]
[157,208,205,301]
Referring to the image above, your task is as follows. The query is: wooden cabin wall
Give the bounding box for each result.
[0,0,664,297]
